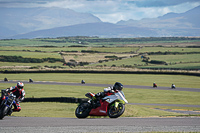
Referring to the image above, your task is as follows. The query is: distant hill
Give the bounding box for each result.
[117,5,200,29]
[116,5,200,37]
[0,7,101,38]
[1,6,200,39]
[11,22,157,39]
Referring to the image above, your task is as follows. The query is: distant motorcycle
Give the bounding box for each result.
[0,89,16,119]
[4,78,8,82]
[171,84,176,89]
[29,79,33,82]
[75,90,128,118]
[81,80,85,84]
[153,83,157,88]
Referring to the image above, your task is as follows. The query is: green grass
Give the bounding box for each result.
[63,53,134,63]
[0,73,199,118]
[0,83,199,105]
[1,37,200,47]
[90,56,146,66]
[12,103,188,118]
[0,73,200,88]
[90,47,139,53]
[0,46,88,52]
[139,46,200,53]
[92,54,200,70]
[0,51,62,59]
[140,62,200,69]
[0,61,65,67]
[8,84,200,118]
[12,102,77,118]
[148,54,200,64]
[0,44,200,70]
[122,105,187,117]
[0,38,200,118]
[10,87,200,118]
[0,39,68,46]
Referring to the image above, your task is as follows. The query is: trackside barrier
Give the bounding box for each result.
[23,97,88,103]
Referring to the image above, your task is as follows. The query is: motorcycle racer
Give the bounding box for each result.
[92,82,124,107]
[153,82,157,88]
[76,82,128,118]
[3,82,25,112]
[171,84,176,89]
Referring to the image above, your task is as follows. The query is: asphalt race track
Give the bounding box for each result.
[0,117,200,132]
[1,80,200,92]
[0,80,200,132]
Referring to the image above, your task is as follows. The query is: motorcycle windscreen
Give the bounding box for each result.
[117,91,128,104]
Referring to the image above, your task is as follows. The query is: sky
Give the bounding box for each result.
[0,0,200,23]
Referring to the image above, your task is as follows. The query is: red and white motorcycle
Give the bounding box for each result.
[75,90,128,118]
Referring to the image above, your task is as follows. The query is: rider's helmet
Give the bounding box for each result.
[113,82,123,91]
[17,82,24,90]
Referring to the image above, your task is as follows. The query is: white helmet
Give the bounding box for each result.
[17,82,24,89]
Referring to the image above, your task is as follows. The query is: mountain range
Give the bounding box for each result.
[0,6,200,39]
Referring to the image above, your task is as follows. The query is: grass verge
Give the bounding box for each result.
[12,102,198,118]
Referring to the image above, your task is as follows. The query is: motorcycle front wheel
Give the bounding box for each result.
[0,106,9,119]
[108,103,125,118]
[75,102,91,118]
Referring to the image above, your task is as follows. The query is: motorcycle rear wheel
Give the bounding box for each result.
[108,103,125,118]
[75,102,91,118]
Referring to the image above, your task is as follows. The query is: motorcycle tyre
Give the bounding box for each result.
[75,102,91,119]
[108,103,125,118]
[0,106,9,120]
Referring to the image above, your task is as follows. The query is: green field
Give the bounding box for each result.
[0,37,200,70]
[0,50,61,59]
[1,37,200,47]
[0,73,199,118]
[0,73,200,88]
[0,46,89,52]
[139,46,200,53]
[0,37,200,118]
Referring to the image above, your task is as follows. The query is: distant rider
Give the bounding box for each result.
[4,82,25,112]
[171,84,175,89]
[153,82,157,87]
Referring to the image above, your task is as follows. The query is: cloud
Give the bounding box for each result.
[131,0,200,7]
[0,0,200,23]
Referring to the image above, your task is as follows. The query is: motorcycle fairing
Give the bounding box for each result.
[102,91,128,104]
[89,99,109,116]
[89,91,128,116]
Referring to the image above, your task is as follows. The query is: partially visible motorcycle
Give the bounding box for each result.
[0,89,16,119]
[75,90,128,118]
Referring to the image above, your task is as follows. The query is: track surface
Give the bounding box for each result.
[1,80,200,92]
[0,117,200,132]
